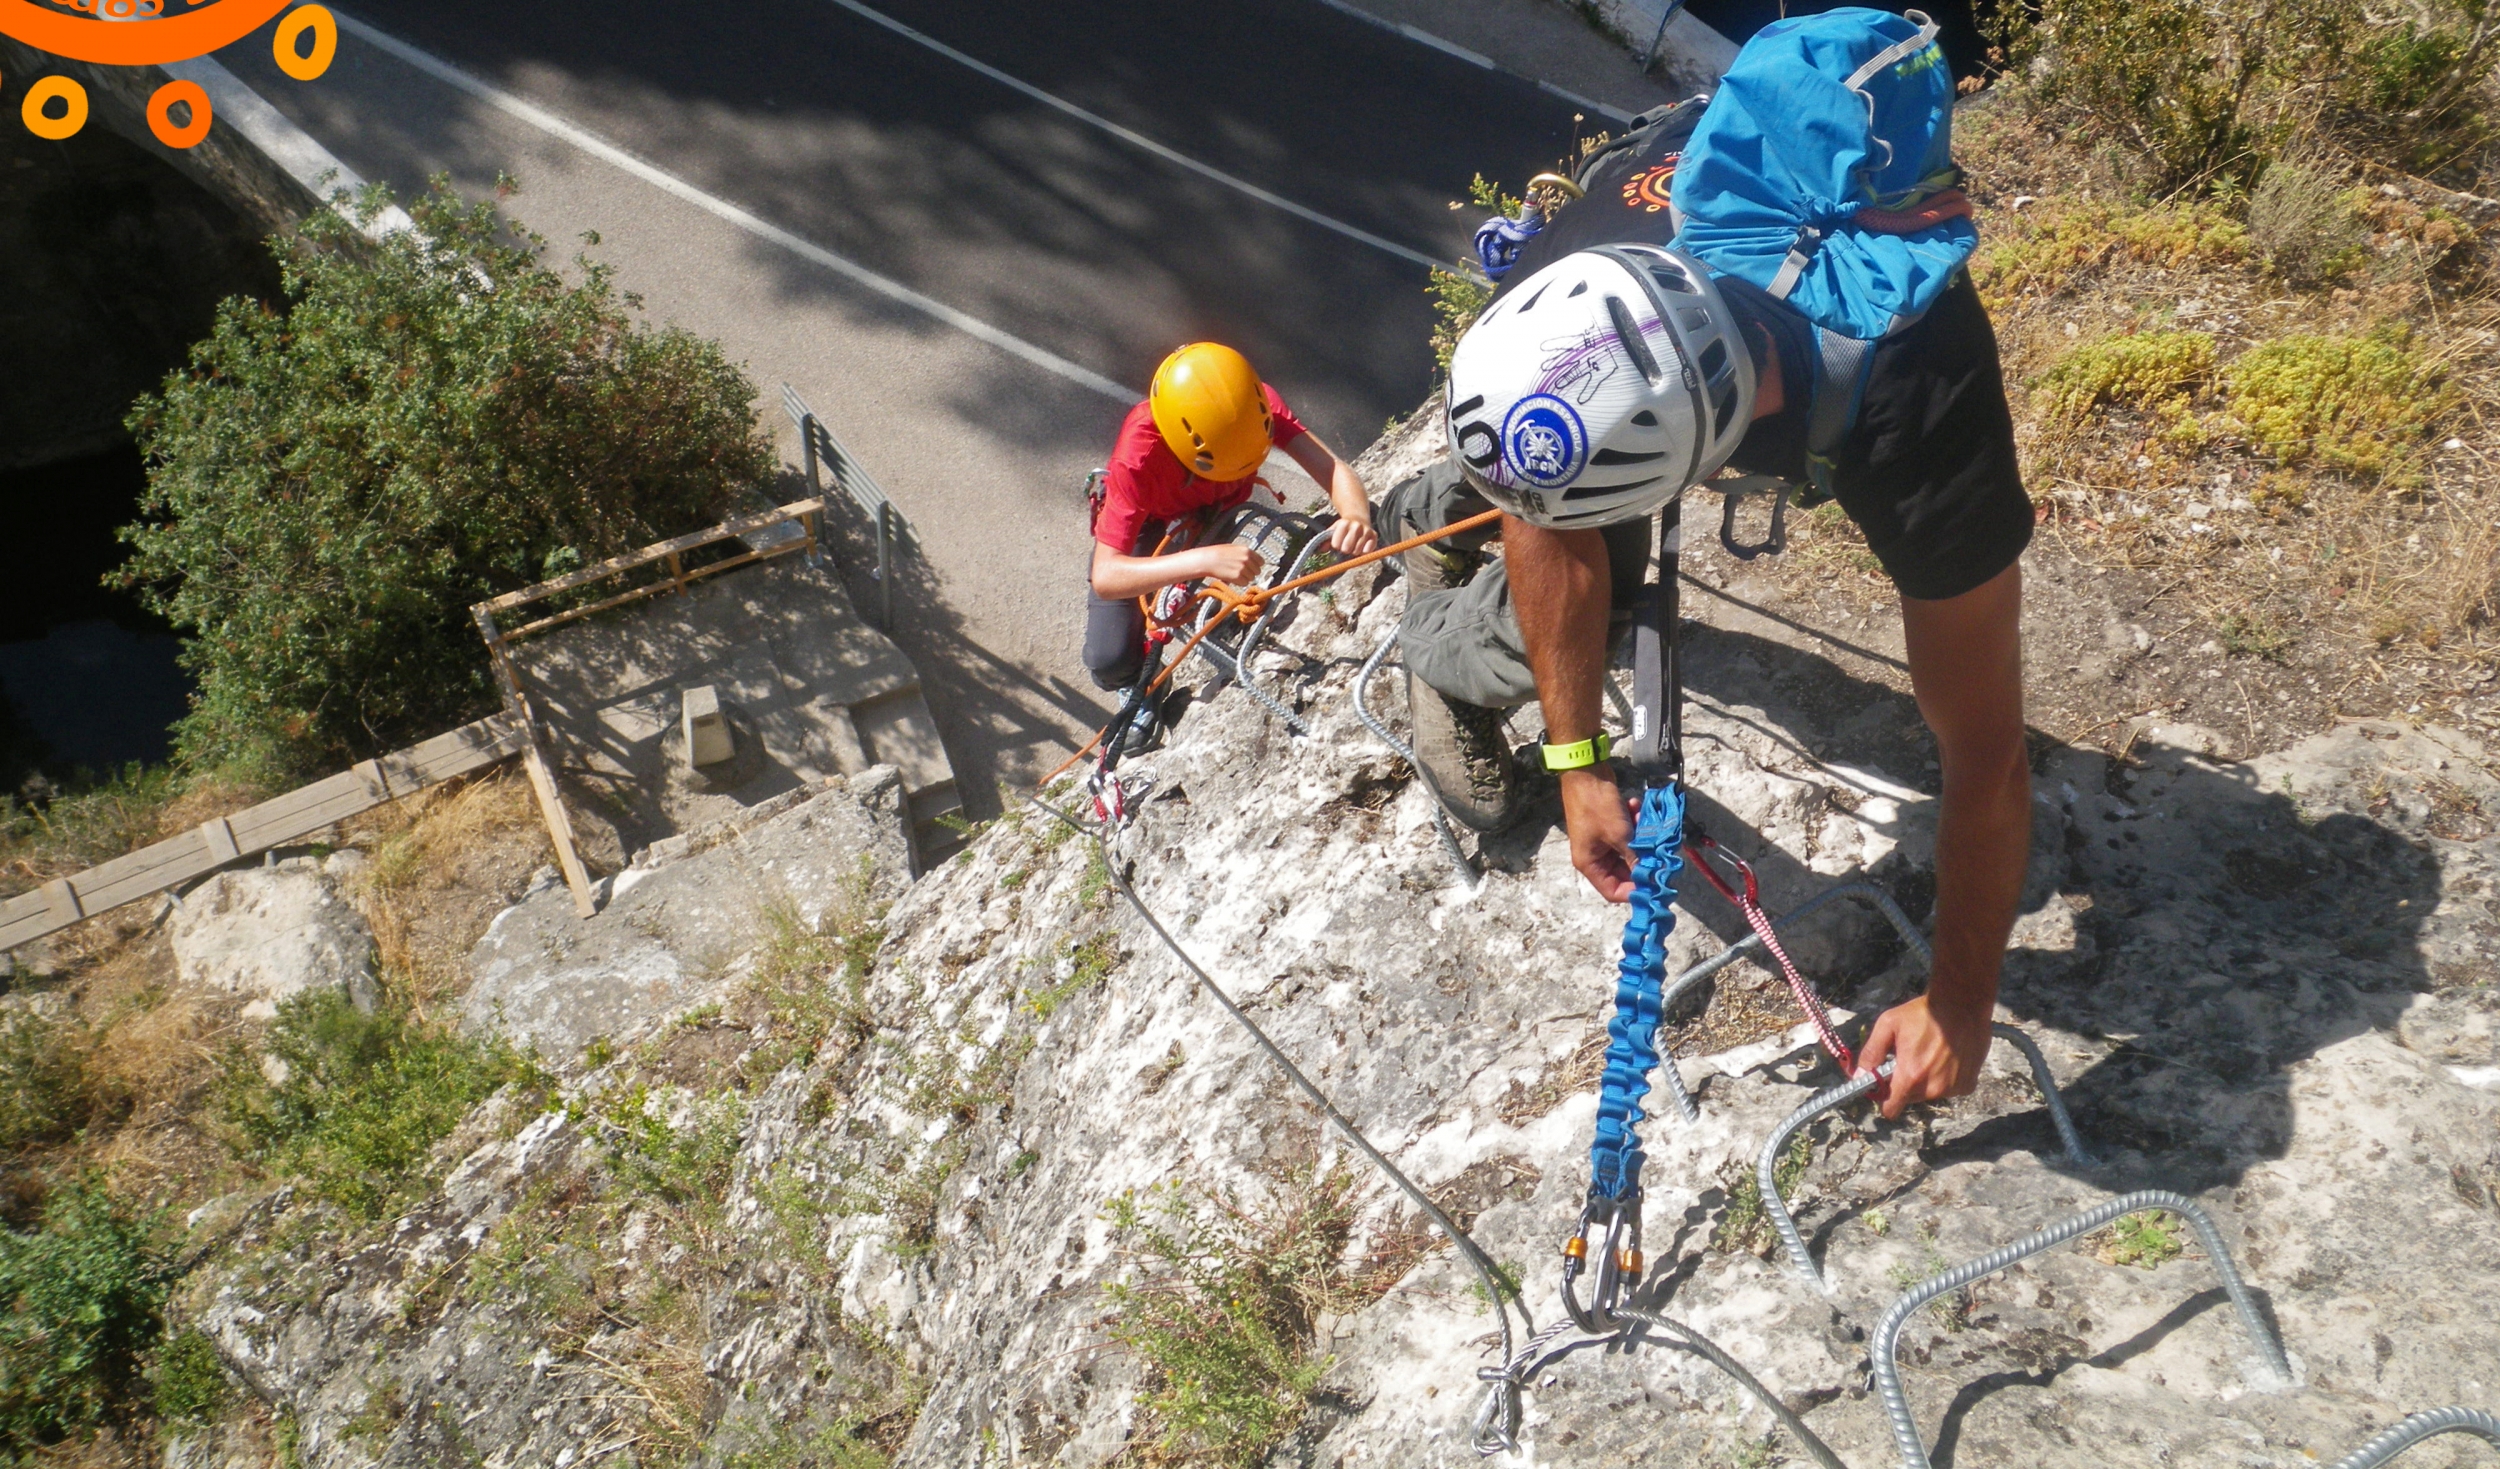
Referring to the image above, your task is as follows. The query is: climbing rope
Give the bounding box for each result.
[1037,508,1505,790]
[1351,627,1478,884]
[1563,783,1686,1330]
[1684,832,1855,1073]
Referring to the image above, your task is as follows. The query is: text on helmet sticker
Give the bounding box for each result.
[1501,394,1589,490]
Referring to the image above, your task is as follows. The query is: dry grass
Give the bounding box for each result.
[1955,96,2500,703]
[343,768,549,1015]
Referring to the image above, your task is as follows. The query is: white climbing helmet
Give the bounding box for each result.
[1445,245,1756,529]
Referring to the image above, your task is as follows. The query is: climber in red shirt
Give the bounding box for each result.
[1084,342,1377,691]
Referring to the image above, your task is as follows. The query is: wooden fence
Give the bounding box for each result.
[0,713,527,953]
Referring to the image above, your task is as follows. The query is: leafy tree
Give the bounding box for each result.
[0,1178,171,1449]
[119,179,773,776]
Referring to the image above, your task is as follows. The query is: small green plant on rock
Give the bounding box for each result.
[150,1327,230,1426]
[2100,1209,2187,1268]
[1104,1156,1376,1467]
[218,988,535,1221]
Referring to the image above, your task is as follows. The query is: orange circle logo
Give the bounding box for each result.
[0,0,293,65]
[1622,160,1680,215]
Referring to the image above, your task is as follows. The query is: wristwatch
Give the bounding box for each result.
[1540,732,1612,772]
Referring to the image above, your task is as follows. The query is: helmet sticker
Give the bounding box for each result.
[1537,328,1619,406]
[1501,394,1589,490]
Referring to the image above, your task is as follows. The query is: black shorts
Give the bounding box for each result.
[1827,276,2035,601]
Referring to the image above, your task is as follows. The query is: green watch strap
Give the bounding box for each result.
[1541,732,1612,772]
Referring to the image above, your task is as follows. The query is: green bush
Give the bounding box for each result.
[1104,1163,1368,1467]
[2221,328,2454,479]
[119,179,774,777]
[219,987,533,1220]
[0,1178,172,1451]
[1996,0,2495,189]
[150,1327,230,1425]
[0,1005,102,1155]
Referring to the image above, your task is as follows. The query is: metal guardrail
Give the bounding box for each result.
[782,383,902,628]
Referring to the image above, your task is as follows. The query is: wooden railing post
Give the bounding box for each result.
[473,607,597,920]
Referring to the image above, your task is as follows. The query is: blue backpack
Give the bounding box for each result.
[1671,8,1976,499]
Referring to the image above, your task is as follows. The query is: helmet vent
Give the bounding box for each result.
[1567,280,1589,297]
[1712,383,1739,437]
[1631,410,1659,427]
[1591,448,1666,466]
[1451,394,1486,417]
[1519,283,1551,313]
[1697,339,1729,382]
[1605,296,1662,384]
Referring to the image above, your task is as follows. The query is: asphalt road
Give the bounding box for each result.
[217,0,1604,812]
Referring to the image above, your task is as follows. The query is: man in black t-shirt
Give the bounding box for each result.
[1397,108,2033,1118]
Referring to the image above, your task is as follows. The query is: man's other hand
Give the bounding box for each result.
[1198,543,1265,585]
[1560,766,1637,903]
[1856,995,1993,1119]
[1325,515,1379,558]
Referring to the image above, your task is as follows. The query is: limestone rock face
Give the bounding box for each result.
[462,767,913,1062]
[170,853,376,1018]
[180,450,2500,1467]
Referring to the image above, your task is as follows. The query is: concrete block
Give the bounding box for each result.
[682,685,734,768]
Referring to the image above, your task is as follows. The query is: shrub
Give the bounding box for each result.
[0,1005,102,1155]
[1996,0,2495,189]
[1105,1168,1360,1467]
[0,763,194,900]
[119,179,774,777]
[2034,330,2217,423]
[2221,329,2453,479]
[0,1178,172,1450]
[2334,18,2498,178]
[219,987,533,1220]
[1426,267,1494,379]
[2247,162,2370,285]
[150,1327,230,1425]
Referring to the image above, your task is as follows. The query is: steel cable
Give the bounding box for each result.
[1027,798,1531,1448]
[2326,1406,2500,1468]
[1871,1188,2294,1469]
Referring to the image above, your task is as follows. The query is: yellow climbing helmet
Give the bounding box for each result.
[1149,342,1273,481]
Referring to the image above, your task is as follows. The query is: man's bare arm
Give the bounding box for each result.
[1506,517,1639,902]
[1856,561,2029,1117]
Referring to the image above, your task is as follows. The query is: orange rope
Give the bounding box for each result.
[1037,508,1505,788]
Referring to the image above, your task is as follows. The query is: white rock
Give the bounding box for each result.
[170,855,376,1019]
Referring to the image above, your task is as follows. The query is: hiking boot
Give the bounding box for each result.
[1406,669,1519,832]
[1115,693,1166,760]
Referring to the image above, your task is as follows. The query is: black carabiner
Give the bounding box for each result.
[1718,479,1789,560]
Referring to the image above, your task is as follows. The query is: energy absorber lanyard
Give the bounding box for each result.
[1564,496,1684,1332]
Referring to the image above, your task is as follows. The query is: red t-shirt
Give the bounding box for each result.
[1094,383,1307,552]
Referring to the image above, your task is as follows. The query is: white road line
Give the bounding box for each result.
[332,9,1138,404]
[822,0,1452,273]
[1305,0,1638,124]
